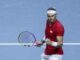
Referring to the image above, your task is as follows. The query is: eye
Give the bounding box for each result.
[48,15,55,17]
[52,15,55,16]
[47,15,50,17]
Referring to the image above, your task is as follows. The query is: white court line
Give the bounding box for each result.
[63,43,80,45]
[0,43,80,45]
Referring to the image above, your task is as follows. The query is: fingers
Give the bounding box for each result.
[36,42,43,47]
[46,39,52,45]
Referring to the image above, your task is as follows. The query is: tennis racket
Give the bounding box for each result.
[18,31,37,47]
[18,31,46,48]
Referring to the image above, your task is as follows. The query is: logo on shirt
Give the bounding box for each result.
[50,30,53,33]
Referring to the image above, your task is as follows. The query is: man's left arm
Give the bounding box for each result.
[46,25,64,47]
[56,36,63,47]
[46,36,63,48]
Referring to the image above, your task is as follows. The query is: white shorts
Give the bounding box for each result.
[41,53,63,60]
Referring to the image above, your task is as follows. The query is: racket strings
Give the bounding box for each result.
[19,32,36,45]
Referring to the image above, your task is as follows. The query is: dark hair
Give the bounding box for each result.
[47,8,56,11]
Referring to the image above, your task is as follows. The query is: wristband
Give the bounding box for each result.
[42,41,45,43]
[52,41,57,47]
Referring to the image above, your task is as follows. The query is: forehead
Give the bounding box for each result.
[47,14,56,17]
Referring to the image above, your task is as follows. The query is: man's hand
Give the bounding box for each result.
[36,42,43,47]
[46,39,53,45]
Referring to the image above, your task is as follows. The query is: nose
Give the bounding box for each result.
[48,18,51,20]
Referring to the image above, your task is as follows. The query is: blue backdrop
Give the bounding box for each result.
[0,0,80,60]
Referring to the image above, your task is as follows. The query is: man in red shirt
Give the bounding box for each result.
[37,8,64,60]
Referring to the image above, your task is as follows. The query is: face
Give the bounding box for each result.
[47,14,57,22]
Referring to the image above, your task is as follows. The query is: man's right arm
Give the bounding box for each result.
[36,36,46,47]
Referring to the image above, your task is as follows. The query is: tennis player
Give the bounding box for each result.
[36,8,64,60]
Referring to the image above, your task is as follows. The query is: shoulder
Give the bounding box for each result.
[55,20,65,36]
[56,19,64,29]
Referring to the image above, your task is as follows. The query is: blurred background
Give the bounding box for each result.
[0,0,80,60]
